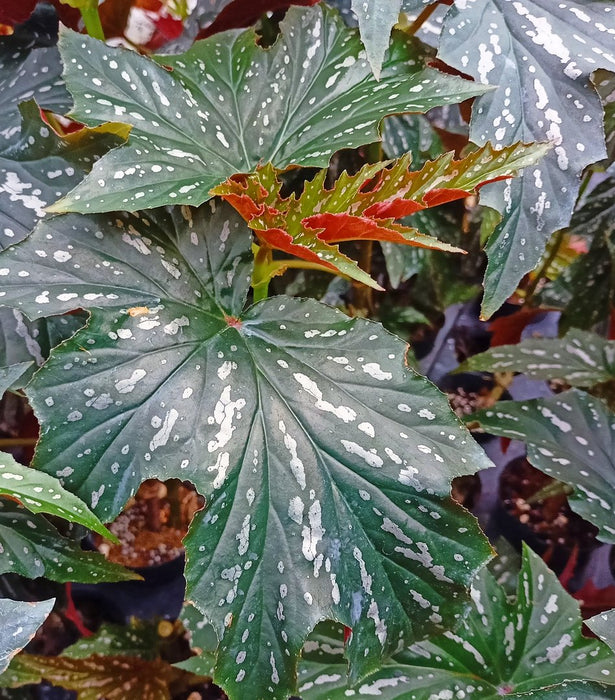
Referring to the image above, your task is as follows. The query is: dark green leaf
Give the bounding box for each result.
[351,0,439,78]
[0,597,54,674]
[540,177,615,332]
[0,452,116,539]
[0,500,138,582]
[0,307,87,389]
[456,329,615,387]
[470,389,615,544]
[438,0,615,318]
[0,201,492,698]
[50,4,489,214]
[0,101,124,249]
[0,7,69,153]
[297,546,615,698]
[62,620,160,660]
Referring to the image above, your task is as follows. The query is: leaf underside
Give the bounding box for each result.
[50,4,489,214]
[0,200,492,699]
[438,0,615,318]
[470,389,615,545]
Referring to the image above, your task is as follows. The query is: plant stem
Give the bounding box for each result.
[407,1,441,35]
[523,227,566,307]
[0,438,38,448]
[80,5,105,41]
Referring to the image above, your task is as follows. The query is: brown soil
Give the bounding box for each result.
[95,479,204,568]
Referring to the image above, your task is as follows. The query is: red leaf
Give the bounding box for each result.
[574,580,615,619]
[198,0,320,39]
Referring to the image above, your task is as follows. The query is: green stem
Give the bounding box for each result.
[0,438,38,448]
[524,227,566,307]
[80,5,105,41]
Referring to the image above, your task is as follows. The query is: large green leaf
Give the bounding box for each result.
[0,452,116,539]
[438,0,615,318]
[0,307,86,389]
[0,598,54,674]
[50,4,489,214]
[297,546,615,698]
[456,329,615,388]
[62,619,160,660]
[0,101,124,249]
[0,500,137,582]
[470,389,615,545]
[540,177,615,332]
[0,4,70,151]
[0,201,493,698]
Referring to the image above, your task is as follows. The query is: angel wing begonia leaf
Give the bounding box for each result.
[438,0,615,318]
[297,546,615,698]
[49,4,491,214]
[0,201,493,699]
[456,328,615,388]
[470,389,615,545]
[212,141,550,287]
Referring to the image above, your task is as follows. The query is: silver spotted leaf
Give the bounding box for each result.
[351,0,438,78]
[0,500,138,583]
[0,101,124,250]
[470,389,615,544]
[456,329,615,388]
[61,620,160,660]
[0,363,32,395]
[587,609,615,654]
[540,176,615,333]
[50,4,489,214]
[0,598,54,674]
[438,0,615,318]
[175,603,217,677]
[0,201,492,698]
[297,546,615,698]
[0,4,70,150]
[0,452,116,539]
[0,306,87,389]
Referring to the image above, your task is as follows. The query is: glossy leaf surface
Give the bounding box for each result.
[438,0,615,317]
[587,609,615,654]
[0,500,137,582]
[213,141,549,287]
[0,653,188,700]
[297,547,615,698]
[0,201,492,698]
[50,4,489,213]
[0,102,125,250]
[457,329,615,388]
[0,5,70,150]
[470,389,615,544]
[0,307,87,389]
[0,452,116,539]
[0,598,54,674]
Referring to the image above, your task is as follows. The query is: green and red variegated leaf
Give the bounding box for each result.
[213,141,549,286]
[0,200,493,699]
[49,4,490,214]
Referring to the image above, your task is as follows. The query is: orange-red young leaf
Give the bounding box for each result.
[212,140,550,287]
